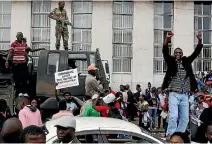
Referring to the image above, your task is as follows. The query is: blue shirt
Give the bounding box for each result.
[67,102,78,110]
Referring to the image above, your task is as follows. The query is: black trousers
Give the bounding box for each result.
[12,63,29,97]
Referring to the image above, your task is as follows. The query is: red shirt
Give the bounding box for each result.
[95,104,120,117]
[115,103,120,109]
[110,90,116,95]
[10,40,28,52]
[95,106,109,117]
[10,40,28,64]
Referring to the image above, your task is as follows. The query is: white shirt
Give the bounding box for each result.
[159,94,165,109]
[122,91,128,103]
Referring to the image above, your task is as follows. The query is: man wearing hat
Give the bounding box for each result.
[53,116,80,143]
[85,65,101,97]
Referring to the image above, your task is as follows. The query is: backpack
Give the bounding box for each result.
[108,107,122,120]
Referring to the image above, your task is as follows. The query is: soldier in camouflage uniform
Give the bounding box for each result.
[48,1,72,50]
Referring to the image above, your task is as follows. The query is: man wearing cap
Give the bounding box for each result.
[53,116,80,143]
[85,65,101,97]
[93,93,121,118]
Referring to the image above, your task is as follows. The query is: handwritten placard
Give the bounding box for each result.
[55,69,79,90]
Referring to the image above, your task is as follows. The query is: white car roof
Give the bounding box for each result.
[45,117,164,143]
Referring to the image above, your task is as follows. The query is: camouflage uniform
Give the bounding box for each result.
[52,8,69,50]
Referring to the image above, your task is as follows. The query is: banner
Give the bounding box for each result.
[55,69,79,90]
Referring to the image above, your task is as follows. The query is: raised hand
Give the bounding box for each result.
[196,34,202,41]
[166,32,174,38]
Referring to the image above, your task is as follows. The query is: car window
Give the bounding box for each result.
[77,134,100,143]
[100,130,155,144]
[46,134,100,144]
[105,134,151,143]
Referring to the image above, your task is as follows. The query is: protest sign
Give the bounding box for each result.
[55,69,79,90]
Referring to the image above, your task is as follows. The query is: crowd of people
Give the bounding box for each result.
[1,3,212,142]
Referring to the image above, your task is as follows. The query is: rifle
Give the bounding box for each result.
[57,17,72,27]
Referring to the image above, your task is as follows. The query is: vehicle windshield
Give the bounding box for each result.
[68,54,88,75]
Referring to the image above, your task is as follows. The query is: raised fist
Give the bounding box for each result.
[166,32,174,38]
[196,34,202,41]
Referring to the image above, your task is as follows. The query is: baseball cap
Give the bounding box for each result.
[54,116,76,129]
[18,93,29,98]
[92,94,98,100]
[88,65,97,71]
[92,94,102,100]
[103,93,116,104]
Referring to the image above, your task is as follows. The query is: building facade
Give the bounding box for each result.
[0,1,210,91]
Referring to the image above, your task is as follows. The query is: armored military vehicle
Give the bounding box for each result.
[0,49,110,113]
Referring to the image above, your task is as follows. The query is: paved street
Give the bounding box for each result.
[132,117,166,137]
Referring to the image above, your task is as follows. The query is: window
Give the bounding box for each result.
[194,3,212,72]
[72,1,93,51]
[112,1,133,73]
[31,1,51,66]
[76,134,100,143]
[47,134,101,143]
[68,54,88,74]
[153,2,173,73]
[47,53,59,75]
[102,133,152,143]
[0,2,11,50]
[90,54,96,66]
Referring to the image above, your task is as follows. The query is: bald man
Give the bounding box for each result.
[1,117,23,143]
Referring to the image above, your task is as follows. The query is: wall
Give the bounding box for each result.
[11,1,31,45]
[92,1,113,87]
[8,1,196,91]
[153,2,194,88]
[132,1,154,92]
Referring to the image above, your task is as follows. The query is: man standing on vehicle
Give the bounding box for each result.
[5,32,44,97]
[85,65,102,97]
[162,32,203,139]
[53,116,80,143]
[48,1,72,50]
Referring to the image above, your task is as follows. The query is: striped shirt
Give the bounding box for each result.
[167,60,190,93]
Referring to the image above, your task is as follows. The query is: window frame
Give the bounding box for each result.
[112,1,134,73]
[0,1,11,50]
[68,53,89,75]
[71,1,93,51]
[194,2,212,72]
[31,1,51,66]
[153,2,174,74]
